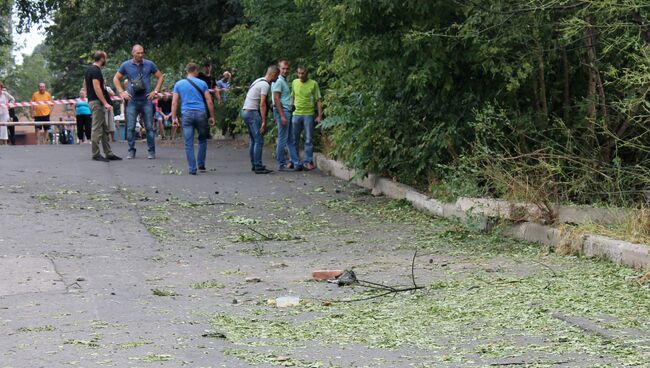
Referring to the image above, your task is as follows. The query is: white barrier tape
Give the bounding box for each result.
[0,121,78,126]
[2,92,175,108]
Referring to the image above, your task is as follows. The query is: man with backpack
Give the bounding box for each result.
[113,44,164,159]
[241,65,279,174]
[171,63,215,175]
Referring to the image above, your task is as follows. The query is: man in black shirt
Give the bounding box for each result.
[197,63,215,90]
[155,88,173,139]
[84,50,121,162]
[197,63,221,140]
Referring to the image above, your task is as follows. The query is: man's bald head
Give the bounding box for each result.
[131,44,144,62]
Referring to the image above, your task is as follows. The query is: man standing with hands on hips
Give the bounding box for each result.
[84,51,121,162]
[113,44,164,159]
[171,63,215,175]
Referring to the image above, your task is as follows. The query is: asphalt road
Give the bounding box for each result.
[1,140,648,368]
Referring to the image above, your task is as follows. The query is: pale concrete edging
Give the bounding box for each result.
[313,153,650,270]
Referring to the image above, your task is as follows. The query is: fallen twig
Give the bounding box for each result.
[411,249,418,289]
[530,259,557,277]
[245,225,273,240]
[529,258,557,290]
[489,361,571,366]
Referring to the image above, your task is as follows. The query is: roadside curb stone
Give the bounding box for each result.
[583,235,650,269]
[314,153,650,270]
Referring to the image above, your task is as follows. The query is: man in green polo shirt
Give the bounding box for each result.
[291,67,323,171]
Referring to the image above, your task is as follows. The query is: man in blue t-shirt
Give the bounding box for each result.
[171,63,215,175]
[113,44,164,159]
[272,59,297,171]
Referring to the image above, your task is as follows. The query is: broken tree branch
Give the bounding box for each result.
[334,250,424,303]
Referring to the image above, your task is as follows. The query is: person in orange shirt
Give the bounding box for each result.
[31,82,53,144]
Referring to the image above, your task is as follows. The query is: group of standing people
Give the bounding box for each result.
[3,43,324,178]
[85,44,217,173]
[241,59,323,174]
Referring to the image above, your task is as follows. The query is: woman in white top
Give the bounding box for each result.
[0,81,16,145]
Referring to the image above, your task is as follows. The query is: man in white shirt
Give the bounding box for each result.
[240,65,279,174]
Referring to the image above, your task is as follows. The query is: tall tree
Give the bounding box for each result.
[5,43,54,101]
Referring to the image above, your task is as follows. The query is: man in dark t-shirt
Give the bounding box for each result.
[197,63,215,89]
[197,63,220,139]
[84,50,121,162]
[155,88,173,139]
[198,63,222,104]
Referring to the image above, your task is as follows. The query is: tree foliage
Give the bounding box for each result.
[4,44,54,116]
[310,0,650,205]
[13,0,650,206]
[23,0,244,96]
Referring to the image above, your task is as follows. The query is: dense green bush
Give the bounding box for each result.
[14,0,650,206]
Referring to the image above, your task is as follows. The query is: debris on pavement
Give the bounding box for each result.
[328,269,358,286]
[202,331,227,339]
[312,269,344,281]
[276,296,300,307]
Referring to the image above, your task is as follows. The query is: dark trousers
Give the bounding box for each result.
[76,114,92,141]
[7,126,15,145]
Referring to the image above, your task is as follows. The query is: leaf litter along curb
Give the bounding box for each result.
[208,197,649,366]
[108,180,648,366]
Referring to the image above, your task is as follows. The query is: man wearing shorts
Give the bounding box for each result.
[31,83,53,144]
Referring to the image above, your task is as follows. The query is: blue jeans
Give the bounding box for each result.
[274,108,294,168]
[126,99,155,154]
[291,114,314,166]
[241,109,264,170]
[182,110,209,174]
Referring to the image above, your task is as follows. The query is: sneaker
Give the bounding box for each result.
[106,154,122,161]
[254,168,273,174]
[292,165,304,172]
[198,166,206,172]
[189,171,197,175]
[147,153,155,159]
[126,152,135,159]
[305,162,315,171]
[92,155,110,162]
[252,165,266,172]
[278,165,290,172]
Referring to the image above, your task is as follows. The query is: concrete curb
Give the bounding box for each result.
[314,153,650,270]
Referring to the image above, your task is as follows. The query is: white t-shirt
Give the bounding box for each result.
[242,78,270,111]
